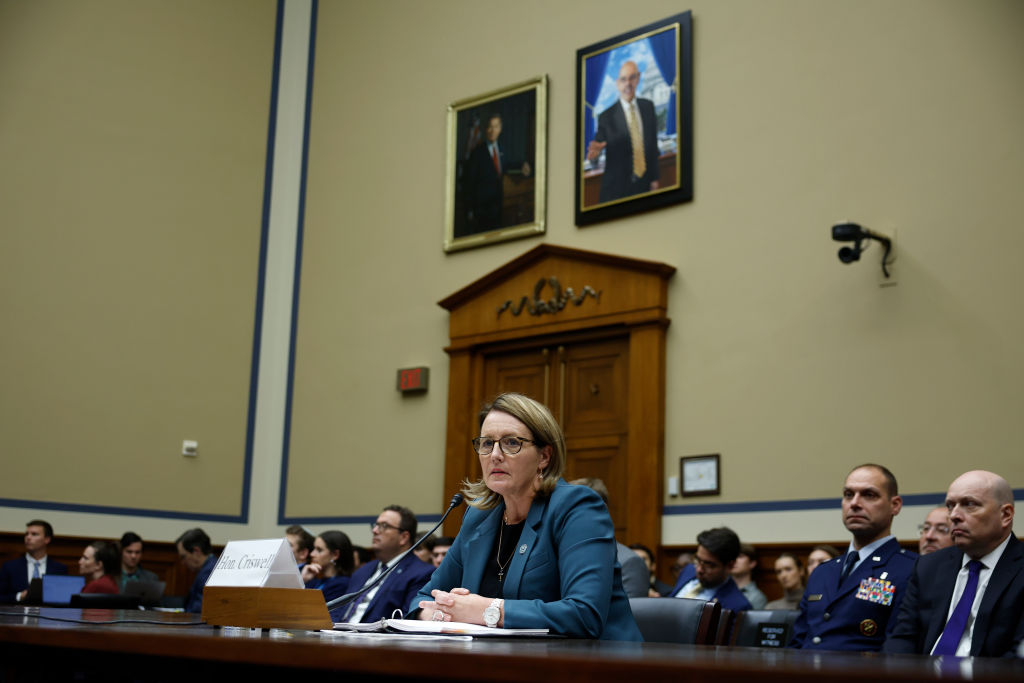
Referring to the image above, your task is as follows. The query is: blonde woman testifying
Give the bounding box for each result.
[415,393,641,640]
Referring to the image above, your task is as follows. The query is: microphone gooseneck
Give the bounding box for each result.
[325,493,465,611]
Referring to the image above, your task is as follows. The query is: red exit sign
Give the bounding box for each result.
[397,366,429,393]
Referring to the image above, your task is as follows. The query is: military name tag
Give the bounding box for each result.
[855,576,895,606]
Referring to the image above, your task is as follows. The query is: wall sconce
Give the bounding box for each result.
[831,222,894,278]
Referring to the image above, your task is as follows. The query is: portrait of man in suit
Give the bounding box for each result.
[576,17,691,225]
[586,60,661,204]
[446,80,544,252]
[463,112,531,233]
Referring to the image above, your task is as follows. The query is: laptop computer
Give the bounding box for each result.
[41,575,86,606]
[122,580,166,607]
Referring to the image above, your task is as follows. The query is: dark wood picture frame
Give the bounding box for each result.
[680,453,720,497]
[575,11,692,227]
[444,76,547,253]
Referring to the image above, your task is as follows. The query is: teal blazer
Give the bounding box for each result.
[413,480,642,641]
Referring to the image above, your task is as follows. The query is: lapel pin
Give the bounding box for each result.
[872,556,881,562]
[519,544,527,554]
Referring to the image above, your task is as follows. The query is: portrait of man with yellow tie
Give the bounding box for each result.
[586,59,662,205]
[576,12,692,225]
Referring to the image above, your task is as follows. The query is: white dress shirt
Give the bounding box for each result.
[349,549,411,622]
[843,534,895,576]
[930,534,1011,656]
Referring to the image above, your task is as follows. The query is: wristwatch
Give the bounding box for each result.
[483,598,502,628]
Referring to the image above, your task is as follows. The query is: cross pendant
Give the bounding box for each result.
[498,570,504,582]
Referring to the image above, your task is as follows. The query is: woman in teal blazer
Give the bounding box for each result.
[414,393,642,641]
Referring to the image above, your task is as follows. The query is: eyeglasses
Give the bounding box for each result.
[693,557,722,570]
[371,521,405,533]
[918,523,951,535]
[471,436,536,455]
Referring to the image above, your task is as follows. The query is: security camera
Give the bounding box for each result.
[831,222,893,277]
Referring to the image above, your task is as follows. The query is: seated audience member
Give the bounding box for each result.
[176,528,217,614]
[918,506,954,556]
[673,552,695,578]
[118,532,159,590]
[431,536,455,569]
[790,464,916,652]
[335,505,433,623]
[570,477,649,598]
[806,544,841,575]
[286,525,315,569]
[415,393,641,640]
[629,543,673,597]
[413,532,434,564]
[0,520,68,603]
[79,541,119,594]
[884,470,1024,657]
[732,543,768,609]
[669,527,753,611]
[301,530,354,603]
[765,552,806,610]
[352,545,373,570]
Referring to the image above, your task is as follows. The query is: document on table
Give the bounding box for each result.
[329,618,549,637]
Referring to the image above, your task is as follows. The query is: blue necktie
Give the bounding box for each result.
[838,551,858,586]
[933,559,983,656]
[32,561,41,579]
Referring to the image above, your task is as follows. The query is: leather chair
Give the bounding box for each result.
[713,608,735,645]
[729,609,800,647]
[628,597,721,645]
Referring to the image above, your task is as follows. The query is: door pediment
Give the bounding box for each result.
[439,244,676,350]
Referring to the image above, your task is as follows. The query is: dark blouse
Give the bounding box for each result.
[478,519,525,599]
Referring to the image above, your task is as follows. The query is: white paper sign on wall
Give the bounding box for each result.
[204,538,303,589]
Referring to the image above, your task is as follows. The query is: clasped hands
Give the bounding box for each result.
[418,588,499,626]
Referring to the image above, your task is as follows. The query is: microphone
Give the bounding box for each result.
[325,493,464,612]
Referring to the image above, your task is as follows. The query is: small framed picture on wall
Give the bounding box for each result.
[681,454,720,497]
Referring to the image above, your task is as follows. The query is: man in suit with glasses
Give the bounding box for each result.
[334,505,433,623]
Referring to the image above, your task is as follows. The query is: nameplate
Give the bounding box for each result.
[205,538,303,589]
[757,622,789,648]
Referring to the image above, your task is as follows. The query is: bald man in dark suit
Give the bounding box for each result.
[884,470,1024,657]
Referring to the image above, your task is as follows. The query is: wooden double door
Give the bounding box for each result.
[482,334,631,540]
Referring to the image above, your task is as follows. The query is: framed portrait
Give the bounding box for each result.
[444,76,547,253]
[575,12,693,227]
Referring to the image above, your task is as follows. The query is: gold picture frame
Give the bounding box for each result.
[443,75,547,253]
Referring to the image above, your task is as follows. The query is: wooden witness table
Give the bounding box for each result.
[0,607,1021,682]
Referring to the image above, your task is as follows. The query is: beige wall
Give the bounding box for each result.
[0,0,276,526]
[2,0,1022,546]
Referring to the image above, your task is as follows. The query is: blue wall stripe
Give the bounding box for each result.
[0,498,245,524]
[287,514,444,526]
[663,489,1024,516]
[277,0,318,526]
